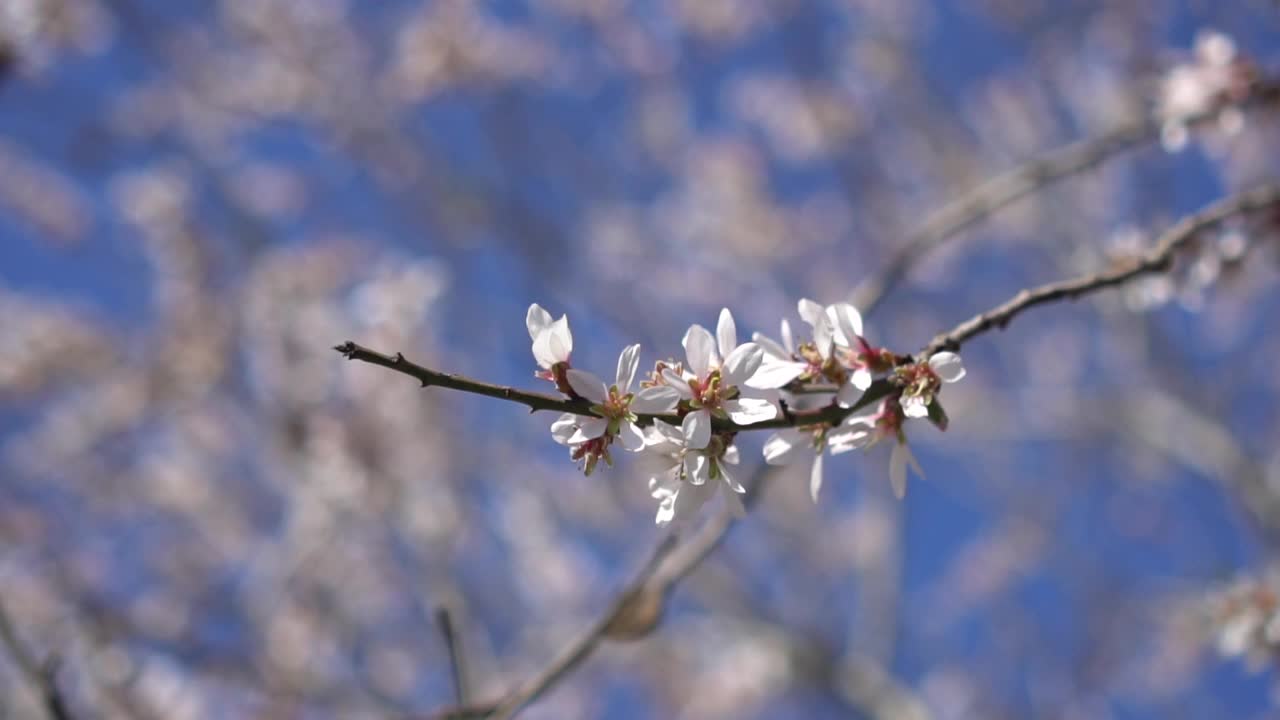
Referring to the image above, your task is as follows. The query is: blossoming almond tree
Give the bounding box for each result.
[10,10,1280,720]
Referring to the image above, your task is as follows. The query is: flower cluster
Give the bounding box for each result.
[527,300,966,524]
[1203,570,1280,672]
[1157,30,1258,152]
[754,300,963,501]
[1106,213,1272,314]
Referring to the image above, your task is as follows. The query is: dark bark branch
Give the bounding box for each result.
[334,342,892,433]
[919,183,1280,358]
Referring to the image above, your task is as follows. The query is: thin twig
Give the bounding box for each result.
[435,607,471,706]
[0,599,74,720]
[334,342,891,433]
[853,81,1280,314]
[428,534,680,720]
[426,463,778,720]
[919,183,1280,358]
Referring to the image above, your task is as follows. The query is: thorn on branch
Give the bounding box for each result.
[778,398,794,424]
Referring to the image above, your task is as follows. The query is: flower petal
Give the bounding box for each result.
[744,359,807,389]
[851,368,873,391]
[648,419,684,445]
[660,369,695,399]
[682,324,716,377]
[763,429,805,465]
[722,342,763,387]
[526,303,553,341]
[809,452,825,503]
[615,344,641,392]
[717,308,738,360]
[726,397,778,424]
[827,302,864,345]
[929,352,966,383]
[651,477,679,525]
[720,481,747,518]
[889,443,908,498]
[682,409,711,449]
[569,416,609,443]
[906,443,925,479]
[719,459,745,493]
[548,316,573,361]
[780,318,795,354]
[889,441,923,499]
[812,315,835,358]
[902,396,929,418]
[752,332,789,360]
[828,425,874,455]
[673,480,714,525]
[550,413,579,445]
[722,444,740,465]
[638,446,682,476]
[533,315,573,367]
[797,298,824,326]
[618,421,646,451]
[684,452,709,485]
[566,369,609,404]
[531,332,557,369]
[631,385,680,414]
[650,474,677,499]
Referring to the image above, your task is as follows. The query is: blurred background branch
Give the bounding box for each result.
[0,599,73,720]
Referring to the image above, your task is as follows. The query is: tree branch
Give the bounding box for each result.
[334,342,892,433]
[919,183,1280,358]
[0,599,74,720]
[333,342,596,416]
[853,80,1280,314]
[428,534,681,720]
[425,464,778,720]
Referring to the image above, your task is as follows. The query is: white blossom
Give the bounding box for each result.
[828,400,923,499]
[750,317,809,389]
[899,351,966,419]
[640,414,745,526]
[1157,30,1251,152]
[549,343,681,474]
[527,303,573,372]
[763,426,827,502]
[662,308,777,428]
